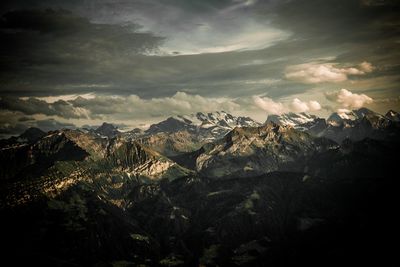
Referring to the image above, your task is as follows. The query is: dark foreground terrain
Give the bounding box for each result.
[1,110,399,266]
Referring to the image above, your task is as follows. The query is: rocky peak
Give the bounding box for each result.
[146,117,193,134]
[353,107,375,119]
[328,108,383,126]
[194,123,319,178]
[327,112,347,125]
[226,122,289,141]
[18,127,46,143]
[266,112,317,127]
[61,129,109,159]
[196,111,237,126]
[386,110,400,122]
[95,122,119,138]
[144,111,260,141]
[33,131,89,162]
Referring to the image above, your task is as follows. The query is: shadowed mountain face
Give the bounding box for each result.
[94,122,120,138]
[0,110,399,266]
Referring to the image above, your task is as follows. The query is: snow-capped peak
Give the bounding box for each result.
[171,111,259,129]
[145,111,260,140]
[266,112,317,127]
[327,108,385,126]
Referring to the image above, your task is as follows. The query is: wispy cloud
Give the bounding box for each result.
[159,19,290,55]
[221,0,258,13]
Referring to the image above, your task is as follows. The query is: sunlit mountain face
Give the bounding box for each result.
[0,0,399,266]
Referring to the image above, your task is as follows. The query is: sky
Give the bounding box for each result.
[0,0,399,137]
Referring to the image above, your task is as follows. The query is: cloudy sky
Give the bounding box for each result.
[0,0,399,137]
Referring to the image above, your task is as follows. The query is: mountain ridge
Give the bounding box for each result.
[1,108,399,266]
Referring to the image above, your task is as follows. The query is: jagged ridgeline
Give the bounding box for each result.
[0,110,399,266]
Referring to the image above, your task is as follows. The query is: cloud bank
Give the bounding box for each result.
[1,92,240,122]
[0,92,325,136]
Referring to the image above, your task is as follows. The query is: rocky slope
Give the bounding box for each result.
[104,137,193,181]
[0,129,192,207]
[136,130,203,157]
[2,134,398,266]
[180,123,337,178]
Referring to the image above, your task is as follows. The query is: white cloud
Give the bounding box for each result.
[290,98,322,113]
[290,98,309,113]
[359,61,374,73]
[253,96,321,115]
[285,62,374,84]
[325,89,373,109]
[253,96,287,115]
[308,100,322,111]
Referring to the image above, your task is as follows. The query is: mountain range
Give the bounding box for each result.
[1,108,399,266]
[266,108,400,143]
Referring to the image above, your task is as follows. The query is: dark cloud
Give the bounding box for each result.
[1,1,397,99]
[0,8,163,95]
[0,118,75,138]
[0,97,54,116]
[0,97,88,118]
[35,119,75,132]
[0,123,28,138]
[18,116,35,122]
[267,0,400,40]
